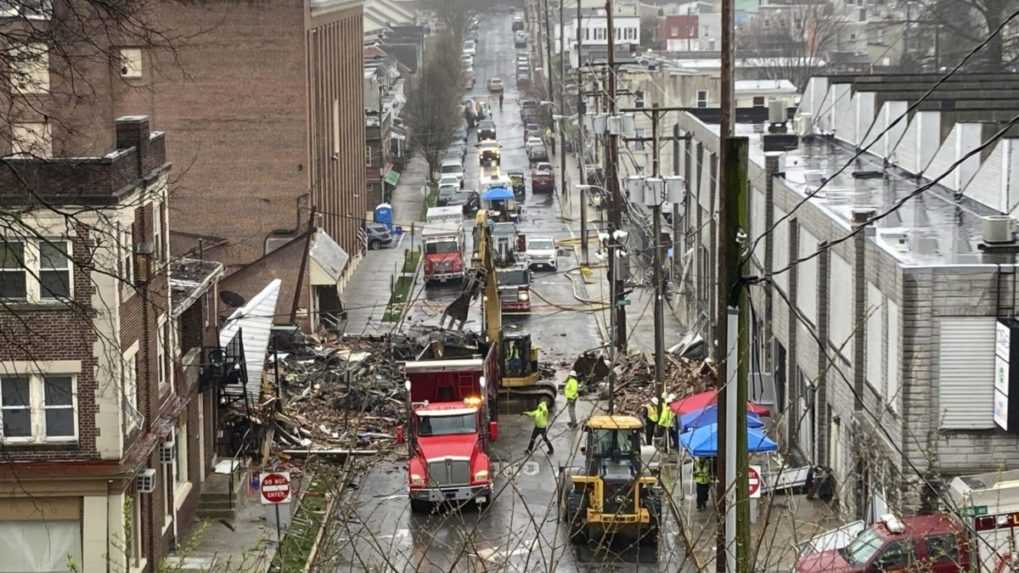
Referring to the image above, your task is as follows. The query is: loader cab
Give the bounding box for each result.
[582,417,645,475]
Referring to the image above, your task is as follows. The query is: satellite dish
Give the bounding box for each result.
[219,290,246,308]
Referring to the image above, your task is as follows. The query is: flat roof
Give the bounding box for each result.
[695,119,1016,269]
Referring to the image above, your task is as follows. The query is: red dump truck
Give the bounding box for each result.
[400,348,499,512]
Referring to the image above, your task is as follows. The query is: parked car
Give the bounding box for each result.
[487,77,504,93]
[454,127,468,144]
[461,53,473,68]
[512,15,524,31]
[463,39,477,56]
[514,30,528,48]
[530,162,554,193]
[440,158,465,188]
[444,189,480,215]
[437,183,460,207]
[438,174,462,192]
[446,142,467,162]
[526,235,558,271]
[366,223,393,250]
[524,123,542,142]
[478,119,496,142]
[526,137,548,163]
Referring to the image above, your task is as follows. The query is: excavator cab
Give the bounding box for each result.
[501,333,539,385]
[561,416,661,546]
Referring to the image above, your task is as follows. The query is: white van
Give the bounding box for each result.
[440,158,464,188]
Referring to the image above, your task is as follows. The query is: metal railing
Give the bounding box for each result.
[227,426,253,511]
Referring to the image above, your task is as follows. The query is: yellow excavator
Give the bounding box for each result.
[441,210,556,411]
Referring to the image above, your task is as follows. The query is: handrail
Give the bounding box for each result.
[227,426,253,511]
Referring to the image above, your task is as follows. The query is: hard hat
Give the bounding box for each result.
[666,393,676,402]
[569,370,577,377]
[650,397,659,405]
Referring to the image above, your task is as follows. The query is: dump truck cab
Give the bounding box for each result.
[561,415,661,545]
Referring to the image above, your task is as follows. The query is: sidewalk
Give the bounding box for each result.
[342,155,428,335]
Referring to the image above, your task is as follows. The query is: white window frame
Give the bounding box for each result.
[118,48,143,79]
[174,416,189,488]
[123,343,140,433]
[156,314,168,391]
[865,282,884,393]
[10,43,49,94]
[0,238,72,303]
[0,374,78,444]
[118,222,134,300]
[152,201,163,265]
[38,239,71,301]
[11,121,52,158]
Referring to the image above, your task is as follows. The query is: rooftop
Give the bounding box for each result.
[169,258,224,318]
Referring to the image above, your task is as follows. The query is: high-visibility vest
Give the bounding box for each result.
[526,403,549,428]
[564,376,579,401]
[646,403,658,421]
[658,403,675,428]
[693,458,712,484]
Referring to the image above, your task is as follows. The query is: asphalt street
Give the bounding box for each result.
[314,11,691,572]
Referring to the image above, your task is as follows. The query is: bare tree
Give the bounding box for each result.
[737,1,847,90]
[909,0,1019,70]
[404,31,463,181]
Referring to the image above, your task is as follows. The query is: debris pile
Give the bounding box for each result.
[603,353,717,415]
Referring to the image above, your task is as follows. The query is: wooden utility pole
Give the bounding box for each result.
[606,0,626,353]
[559,0,567,203]
[577,0,588,266]
[651,104,666,414]
[543,0,554,108]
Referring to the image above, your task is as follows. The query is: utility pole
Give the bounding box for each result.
[559,0,567,204]
[715,0,737,570]
[606,0,626,353]
[651,104,666,418]
[577,2,588,266]
[543,0,554,108]
[672,124,682,285]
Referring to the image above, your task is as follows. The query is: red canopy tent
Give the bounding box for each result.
[669,390,770,417]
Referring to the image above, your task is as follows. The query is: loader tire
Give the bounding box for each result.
[410,500,431,514]
[564,490,586,543]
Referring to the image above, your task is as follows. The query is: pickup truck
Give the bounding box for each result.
[400,351,498,512]
[530,162,554,193]
[496,263,532,313]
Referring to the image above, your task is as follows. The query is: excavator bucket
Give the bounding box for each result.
[441,267,484,331]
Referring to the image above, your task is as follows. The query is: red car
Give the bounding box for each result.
[530,162,554,193]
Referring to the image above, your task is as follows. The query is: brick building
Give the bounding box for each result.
[672,73,1019,522]
[6,0,368,329]
[0,116,221,573]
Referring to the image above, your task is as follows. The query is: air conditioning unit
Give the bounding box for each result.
[159,435,175,464]
[136,468,157,494]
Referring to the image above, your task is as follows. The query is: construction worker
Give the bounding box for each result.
[523,400,554,456]
[564,370,580,428]
[693,456,713,511]
[657,394,676,453]
[643,397,659,445]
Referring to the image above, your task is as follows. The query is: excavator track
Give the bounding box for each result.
[496,380,557,415]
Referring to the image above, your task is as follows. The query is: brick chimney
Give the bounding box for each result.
[115,115,151,177]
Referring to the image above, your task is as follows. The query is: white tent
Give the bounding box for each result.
[219,279,281,400]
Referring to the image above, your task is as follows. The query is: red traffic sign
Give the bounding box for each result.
[748,465,762,498]
[260,471,292,505]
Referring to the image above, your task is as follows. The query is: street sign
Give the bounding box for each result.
[960,505,989,518]
[260,471,292,505]
[748,465,762,499]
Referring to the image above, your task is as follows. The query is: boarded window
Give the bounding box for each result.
[829,253,853,355]
[865,283,883,390]
[797,228,819,326]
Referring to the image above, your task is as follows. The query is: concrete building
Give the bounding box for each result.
[553,1,642,68]
[672,73,1019,521]
[0,116,221,573]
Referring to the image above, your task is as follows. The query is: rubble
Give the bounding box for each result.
[600,352,718,415]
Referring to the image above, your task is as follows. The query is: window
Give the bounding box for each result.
[752,96,765,107]
[10,43,49,94]
[123,346,139,432]
[696,90,708,108]
[39,240,70,300]
[887,299,900,411]
[585,27,590,41]
[174,416,189,486]
[924,535,958,564]
[156,314,167,390]
[366,145,373,167]
[0,241,26,298]
[12,122,52,157]
[0,238,71,302]
[118,222,134,298]
[151,201,162,264]
[118,48,142,78]
[0,374,77,442]
[874,541,913,570]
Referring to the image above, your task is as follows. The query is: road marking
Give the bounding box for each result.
[492,460,540,477]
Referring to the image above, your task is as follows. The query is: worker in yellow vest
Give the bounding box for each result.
[523,400,554,456]
[693,456,713,511]
[643,397,659,445]
[564,370,580,428]
[657,393,676,453]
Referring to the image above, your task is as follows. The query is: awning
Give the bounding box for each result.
[383,169,401,186]
[309,229,350,286]
[219,279,281,401]
[482,186,513,201]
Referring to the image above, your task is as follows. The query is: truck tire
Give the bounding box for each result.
[410,500,431,514]
[640,489,662,546]
[564,490,586,542]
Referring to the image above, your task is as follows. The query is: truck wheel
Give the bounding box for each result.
[410,500,431,514]
[564,490,586,542]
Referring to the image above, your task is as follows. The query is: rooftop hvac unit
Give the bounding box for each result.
[136,469,157,494]
[983,215,1014,245]
[796,114,813,137]
[768,100,786,124]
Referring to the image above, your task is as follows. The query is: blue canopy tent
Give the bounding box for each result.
[679,422,778,457]
[482,186,514,201]
[681,405,765,431]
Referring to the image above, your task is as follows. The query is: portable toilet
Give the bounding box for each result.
[373,203,394,231]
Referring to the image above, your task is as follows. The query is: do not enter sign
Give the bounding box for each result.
[748,465,762,499]
[260,471,292,505]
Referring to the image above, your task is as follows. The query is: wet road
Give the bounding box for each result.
[315,10,688,573]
